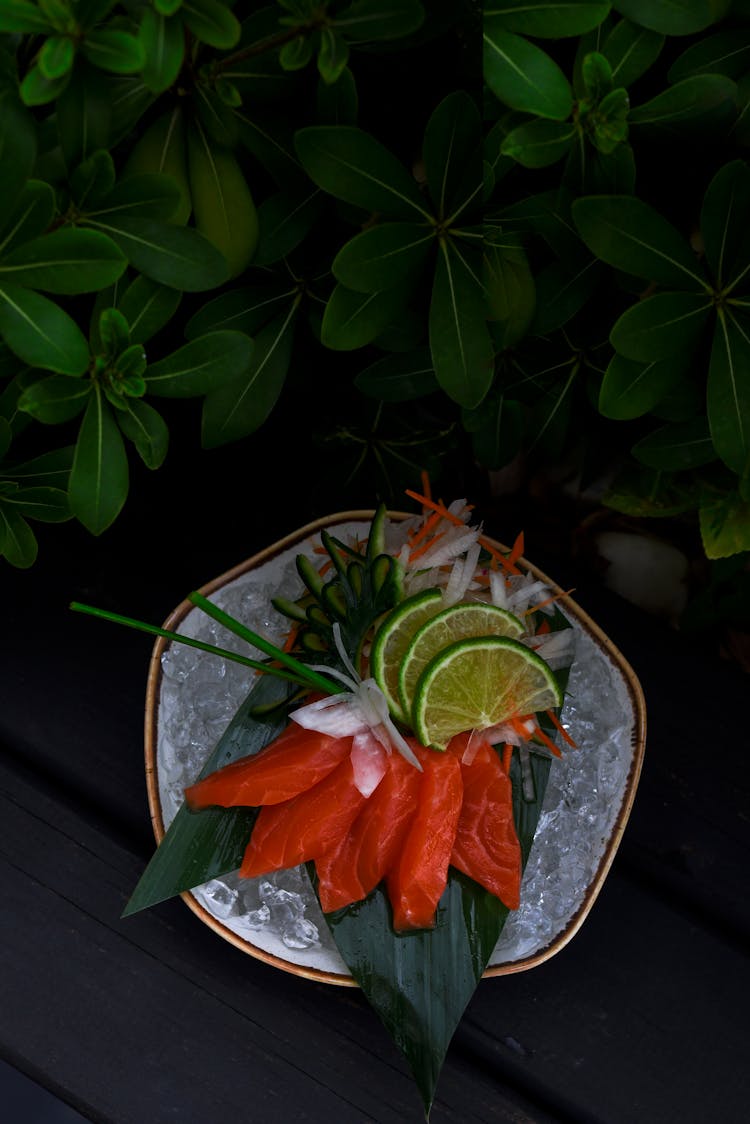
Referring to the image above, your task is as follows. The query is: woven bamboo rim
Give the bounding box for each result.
[144,510,647,986]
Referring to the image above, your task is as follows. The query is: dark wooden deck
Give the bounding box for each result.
[2,434,748,1124]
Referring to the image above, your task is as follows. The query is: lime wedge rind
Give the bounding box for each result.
[369,586,444,722]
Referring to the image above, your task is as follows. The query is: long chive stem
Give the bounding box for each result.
[187,590,345,696]
[69,601,314,690]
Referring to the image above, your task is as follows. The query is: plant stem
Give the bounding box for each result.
[214,22,319,73]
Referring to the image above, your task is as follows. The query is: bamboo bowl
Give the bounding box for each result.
[144,511,646,985]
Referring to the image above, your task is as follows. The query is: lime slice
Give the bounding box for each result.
[412,635,562,751]
[398,602,524,721]
[369,588,443,721]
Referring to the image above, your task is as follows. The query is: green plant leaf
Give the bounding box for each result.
[321,282,413,350]
[571,195,707,288]
[0,1,53,34]
[316,65,358,124]
[85,215,229,290]
[279,34,315,72]
[529,257,602,335]
[0,97,37,208]
[155,0,183,15]
[0,416,10,459]
[18,375,92,424]
[354,347,438,401]
[99,307,130,358]
[581,50,614,100]
[0,181,56,258]
[56,62,112,169]
[700,159,750,289]
[610,0,731,35]
[0,284,90,374]
[70,150,116,208]
[333,0,425,41]
[603,463,700,516]
[1,445,74,488]
[589,86,629,153]
[602,18,664,87]
[708,308,750,473]
[526,361,576,456]
[145,330,253,397]
[332,222,435,294]
[117,397,169,468]
[88,173,182,223]
[182,0,241,48]
[0,504,37,567]
[610,291,713,361]
[598,351,689,419]
[629,74,738,136]
[69,385,129,535]
[632,417,717,469]
[185,282,299,339]
[201,303,299,447]
[253,188,325,266]
[485,242,536,346]
[484,1,611,37]
[185,122,259,279]
[429,237,493,408]
[19,65,69,107]
[114,343,147,382]
[117,275,182,344]
[422,89,482,220]
[501,119,576,167]
[483,23,573,120]
[1,484,71,522]
[463,390,525,469]
[699,487,750,557]
[81,29,146,74]
[294,125,431,218]
[139,7,185,93]
[0,229,127,294]
[237,110,308,191]
[668,28,750,81]
[318,28,350,85]
[39,35,75,80]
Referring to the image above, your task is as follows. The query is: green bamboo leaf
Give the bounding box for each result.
[483,23,573,120]
[0,97,37,208]
[708,309,750,474]
[181,0,241,48]
[321,282,412,350]
[0,181,56,258]
[700,160,750,289]
[18,375,92,424]
[332,223,435,294]
[610,0,731,36]
[0,229,127,294]
[88,173,182,222]
[2,485,71,522]
[429,237,494,408]
[145,330,253,397]
[69,386,129,535]
[629,74,738,136]
[85,215,229,290]
[201,304,299,447]
[610,291,713,361]
[253,189,325,266]
[39,35,75,80]
[571,195,707,288]
[0,1,53,33]
[668,28,750,81]
[484,1,611,37]
[56,62,112,169]
[69,150,116,209]
[81,29,146,74]
[529,257,602,335]
[294,125,431,218]
[117,275,182,344]
[354,347,438,401]
[0,285,90,374]
[501,119,576,167]
[333,0,425,41]
[185,283,298,339]
[632,417,717,469]
[117,397,169,468]
[122,673,291,917]
[139,7,185,94]
[699,487,750,558]
[598,352,688,419]
[602,19,664,87]
[422,90,482,220]
[0,504,37,567]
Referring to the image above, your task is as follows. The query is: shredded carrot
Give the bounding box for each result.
[536,618,551,635]
[409,531,446,563]
[546,709,577,748]
[523,588,575,616]
[502,743,513,774]
[405,489,520,575]
[419,470,432,502]
[283,625,300,653]
[408,507,443,548]
[529,723,563,758]
[508,530,525,566]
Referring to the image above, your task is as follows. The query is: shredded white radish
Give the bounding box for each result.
[350,732,388,796]
[489,570,509,609]
[443,541,481,606]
